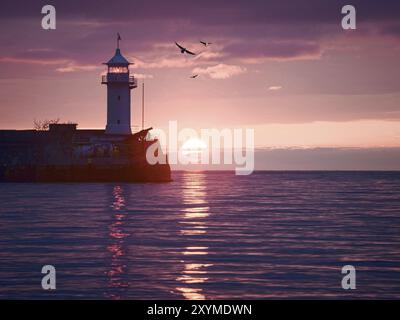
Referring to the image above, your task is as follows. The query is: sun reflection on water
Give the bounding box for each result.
[106,185,129,299]
[176,172,213,300]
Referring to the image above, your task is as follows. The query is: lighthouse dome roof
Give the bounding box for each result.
[105,48,131,65]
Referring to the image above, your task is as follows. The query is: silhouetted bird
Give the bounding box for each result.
[190,74,199,78]
[175,42,196,55]
[200,41,212,46]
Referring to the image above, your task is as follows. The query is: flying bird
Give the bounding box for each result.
[175,42,196,55]
[200,41,212,47]
[190,74,199,79]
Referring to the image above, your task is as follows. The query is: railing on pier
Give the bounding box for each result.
[101,74,137,88]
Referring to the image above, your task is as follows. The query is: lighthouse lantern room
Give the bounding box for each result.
[102,36,137,135]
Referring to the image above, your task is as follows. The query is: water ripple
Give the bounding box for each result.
[0,171,400,299]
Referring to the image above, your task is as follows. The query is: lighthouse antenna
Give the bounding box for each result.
[117,33,121,49]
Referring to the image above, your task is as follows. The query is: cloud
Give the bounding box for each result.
[192,63,246,79]
[268,85,283,91]
[223,40,323,62]
[1,1,399,71]
[0,48,101,73]
[253,147,400,170]
[0,55,101,73]
[134,73,154,79]
[379,23,400,37]
[134,56,198,69]
[130,42,222,69]
[3,0,400,24]
[55,63,100,73]
[0,57,70,66]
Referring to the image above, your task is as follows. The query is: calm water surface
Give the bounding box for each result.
[0,171,399,299]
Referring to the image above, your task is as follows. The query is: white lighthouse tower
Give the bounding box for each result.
[102,36,137,135]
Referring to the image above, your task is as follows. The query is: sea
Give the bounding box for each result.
[0,171,399,299]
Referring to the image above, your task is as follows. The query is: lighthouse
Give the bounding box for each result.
[102,37,137,135]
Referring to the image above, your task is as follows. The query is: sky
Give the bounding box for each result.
[0,0,400,169]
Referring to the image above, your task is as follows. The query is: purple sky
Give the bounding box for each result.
[0,0,400,168]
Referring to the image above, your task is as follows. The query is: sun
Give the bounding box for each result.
[181,138,207,155]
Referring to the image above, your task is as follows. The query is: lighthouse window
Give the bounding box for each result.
[109,66,128,73]
[118,96,121,100]
[117,120,120,124]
